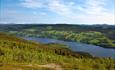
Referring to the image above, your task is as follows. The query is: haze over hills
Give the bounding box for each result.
[0,23,115,25]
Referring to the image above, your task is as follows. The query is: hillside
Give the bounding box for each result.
[0,32,115,70]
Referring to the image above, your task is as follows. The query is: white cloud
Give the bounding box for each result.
[40,12,47,15]
[3,0,114,24]
[21,0,45,9]
[74,14,114,24]
[84,0,108,14]
[73,0,115,24]
[48,0,71,15]
[21,0,72,15]
[68,1,75,6]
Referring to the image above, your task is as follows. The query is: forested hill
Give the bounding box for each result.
[0,24,115,31]
[0,24,115,39]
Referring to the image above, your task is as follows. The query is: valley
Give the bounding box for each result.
[0,24,115,70]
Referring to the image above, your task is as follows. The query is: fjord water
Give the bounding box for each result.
[24,37,115,59]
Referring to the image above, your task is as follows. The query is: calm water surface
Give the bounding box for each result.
[24,37,115,59]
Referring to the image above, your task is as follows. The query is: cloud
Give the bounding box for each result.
[21,0,45,9]
[20,0,114,24]
[21,0,71,15]
[71,0,115,24]
[48,0,71,15]
[79,0,108,15]
[1,0,114,24]
[74,14,114,24]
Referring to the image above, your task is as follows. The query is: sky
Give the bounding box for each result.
[0,0,115,25]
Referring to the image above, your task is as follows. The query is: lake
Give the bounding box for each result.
[23,37,115,59]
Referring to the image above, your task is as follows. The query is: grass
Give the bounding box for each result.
[0,32,115,70]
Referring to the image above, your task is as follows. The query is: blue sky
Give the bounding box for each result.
[0,0,115,24]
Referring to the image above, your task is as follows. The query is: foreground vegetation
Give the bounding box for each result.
[0,33,115,70]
